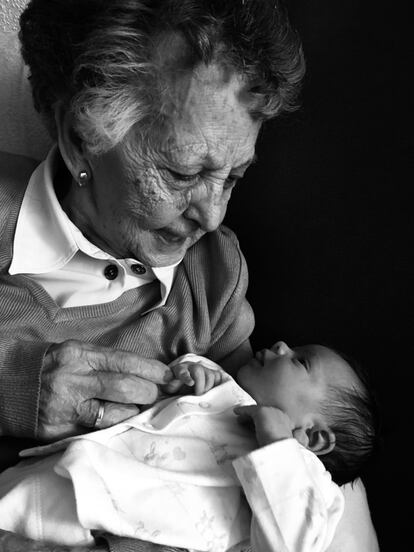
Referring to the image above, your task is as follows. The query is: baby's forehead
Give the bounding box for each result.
[294,343,335,361]
[309,345,359,386]
[300,344,342,361]
[308,344,338,358]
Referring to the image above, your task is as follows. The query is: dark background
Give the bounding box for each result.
[226,2,411,550]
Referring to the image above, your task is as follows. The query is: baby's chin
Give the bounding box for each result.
[236,359,258,390]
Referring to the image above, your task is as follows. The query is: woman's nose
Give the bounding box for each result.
[184,182,227,232]
[271,341,292,356]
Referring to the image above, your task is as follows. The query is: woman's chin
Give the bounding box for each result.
[137,234,191,267]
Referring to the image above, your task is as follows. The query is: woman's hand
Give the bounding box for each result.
[234,405,295,447]
[38,340,173,441]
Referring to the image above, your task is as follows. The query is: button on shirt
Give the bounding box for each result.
[8,147,181,309]
[104,264,119,281]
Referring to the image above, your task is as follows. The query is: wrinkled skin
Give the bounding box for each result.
[61,64,260,266]
[38,340,173,441]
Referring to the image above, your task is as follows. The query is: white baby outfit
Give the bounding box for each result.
[0,355,344,551]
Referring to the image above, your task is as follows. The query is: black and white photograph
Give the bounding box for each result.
[0,1,408,551]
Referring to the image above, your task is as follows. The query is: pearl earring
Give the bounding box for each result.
[77,170,90,188]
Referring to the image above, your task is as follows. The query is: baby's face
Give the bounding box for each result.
[237,342,358,427]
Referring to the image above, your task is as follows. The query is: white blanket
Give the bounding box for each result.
[0,355,345,552]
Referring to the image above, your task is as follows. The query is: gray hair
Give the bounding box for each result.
[19,0,305,154]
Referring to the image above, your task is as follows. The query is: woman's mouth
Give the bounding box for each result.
[157,229,188,245]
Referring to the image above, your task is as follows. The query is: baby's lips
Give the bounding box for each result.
[255,350,264,363]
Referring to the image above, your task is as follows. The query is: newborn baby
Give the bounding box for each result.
[0,341,377,552]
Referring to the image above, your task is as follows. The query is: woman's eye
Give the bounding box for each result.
[169,170,198,183]
[224,175,240,189]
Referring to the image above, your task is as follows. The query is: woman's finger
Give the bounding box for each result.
[92,372,160,404]
[53,340,173,383]
[91,346,173,384]
[78,399,139,429]
[162,379,185,394]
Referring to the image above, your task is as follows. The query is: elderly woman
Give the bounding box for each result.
[0,1,378,551]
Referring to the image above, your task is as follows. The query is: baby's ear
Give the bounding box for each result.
[306,424,336,456]
[292,422,335,456]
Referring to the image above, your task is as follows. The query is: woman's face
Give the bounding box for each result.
[76,64,260,266]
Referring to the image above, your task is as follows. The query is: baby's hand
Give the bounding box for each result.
[164,362,224,395]
[234,405,295,447]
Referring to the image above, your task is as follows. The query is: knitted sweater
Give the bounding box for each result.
[0,153,254,445]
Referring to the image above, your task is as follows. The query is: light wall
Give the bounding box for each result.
[0,0,28,31]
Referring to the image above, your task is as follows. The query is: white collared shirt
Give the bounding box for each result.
[9,147,180,309]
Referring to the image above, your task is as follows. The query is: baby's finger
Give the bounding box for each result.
[212,370,224,385]
[190,365,206,395]
[172,365,195,386]
[202,368,217,394]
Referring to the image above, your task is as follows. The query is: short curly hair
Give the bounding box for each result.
[19,0,305,154]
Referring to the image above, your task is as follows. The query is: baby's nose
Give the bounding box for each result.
[271,341,291,356]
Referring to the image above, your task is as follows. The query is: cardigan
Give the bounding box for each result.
[0,152,254,445]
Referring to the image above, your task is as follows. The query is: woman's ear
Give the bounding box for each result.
[54,102,90,181]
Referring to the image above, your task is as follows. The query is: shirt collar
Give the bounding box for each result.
[9,146,181,306]
[9,146,78,274]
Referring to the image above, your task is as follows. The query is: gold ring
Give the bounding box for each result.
[94,401,105,428]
